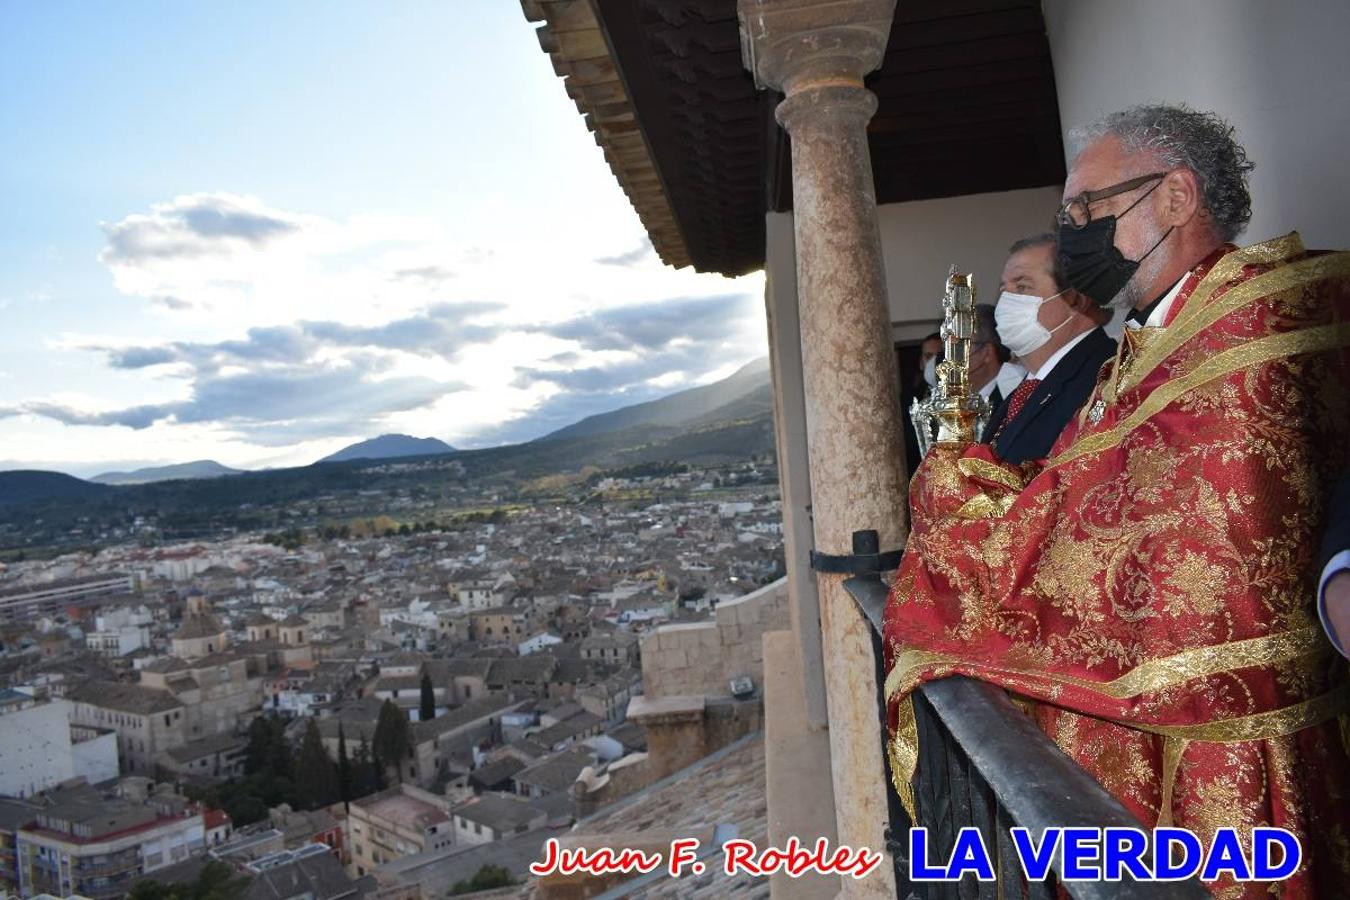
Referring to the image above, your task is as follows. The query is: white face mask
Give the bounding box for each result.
[923,354,938,389]
[995,290,1072,357]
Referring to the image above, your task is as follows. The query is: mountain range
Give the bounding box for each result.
[92,460,244,485]
[0,358,774,520]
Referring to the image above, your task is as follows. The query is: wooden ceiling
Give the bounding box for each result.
[524,0,1065,277]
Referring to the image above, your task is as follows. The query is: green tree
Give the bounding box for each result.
[373,699,410,784]
[294,718,339,810]
[419,672,436,722]
[450,864,516,895]
[337,722,353,808]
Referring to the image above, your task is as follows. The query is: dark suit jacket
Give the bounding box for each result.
[984,327,1117,465]
[1320,475,1350,574]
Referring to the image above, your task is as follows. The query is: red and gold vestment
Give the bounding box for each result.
[883,234,1350,898]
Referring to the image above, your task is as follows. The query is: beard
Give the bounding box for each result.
[1108,217,1173,310]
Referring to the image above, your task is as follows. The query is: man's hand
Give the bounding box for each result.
[1326,570,1350,655]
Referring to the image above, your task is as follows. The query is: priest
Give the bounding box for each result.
[883,104,1350,898]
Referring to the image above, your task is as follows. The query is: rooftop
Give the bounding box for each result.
[452,792,543,833]
[67,679,182,714]
[355,789,449,831]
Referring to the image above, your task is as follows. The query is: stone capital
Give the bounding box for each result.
[738,0,897,95]
[774,83,878,135]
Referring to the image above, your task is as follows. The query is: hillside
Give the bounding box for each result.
[0,363,780,550]
[0,470,112,507]
[319,434,456,464]
[540,357,770,442]
[92,460,243,485]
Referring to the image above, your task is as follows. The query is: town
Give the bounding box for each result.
[0,460,786,899]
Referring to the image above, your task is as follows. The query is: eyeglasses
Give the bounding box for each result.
[1057,172,1167,229]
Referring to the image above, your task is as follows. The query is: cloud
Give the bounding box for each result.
[475,292,765,445]
[1,360,459,445]
[534,293,756,352]
[90,301,506,375]
[594,239,653,267]
[150,295,194,311]
[8,301,510,442]
[101,193,301,266]
[392,265,455,284]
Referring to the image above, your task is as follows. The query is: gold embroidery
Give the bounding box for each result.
[888,698,918,821]
[1047,322,1350,471]
[884,625,1330,703]
[953,492,1016,520]
[1134,683,1350,742]
[1118,241,1350,398]
[956,457,1028,492]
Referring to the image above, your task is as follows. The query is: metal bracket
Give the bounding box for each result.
[809,529,903,575]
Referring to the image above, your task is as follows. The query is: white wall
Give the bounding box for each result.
[1044,0,1350,250]
[0,701,75,797]
[71,729,120,786]
[878,187,1066,340]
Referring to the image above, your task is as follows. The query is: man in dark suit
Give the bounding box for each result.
[983,234,1115,465]
[969,303,1016,410]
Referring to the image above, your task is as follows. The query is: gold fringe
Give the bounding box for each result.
[885,627,1328,704]
[1156,735,1189,828]
[887,697,919,822]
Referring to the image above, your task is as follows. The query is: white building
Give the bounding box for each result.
[517,632,564,656]
[0,700,119,798]
[17,791,204,896]
[84,606,154,658]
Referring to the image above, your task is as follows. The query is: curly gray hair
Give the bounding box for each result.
[1070,104,1255,242]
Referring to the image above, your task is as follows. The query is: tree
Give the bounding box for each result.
[419,672,436,722]
[337,722,353,808]
[353,731,378,797]
[451,864,516,895]
[373,699,411,784]
[129,860,249,900]
[294,718,339,810]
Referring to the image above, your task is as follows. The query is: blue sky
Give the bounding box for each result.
[0,1,765,476]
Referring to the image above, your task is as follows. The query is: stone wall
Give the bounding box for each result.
[638,577,787,700]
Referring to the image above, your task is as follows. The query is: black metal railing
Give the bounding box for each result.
[841,531,1209,900]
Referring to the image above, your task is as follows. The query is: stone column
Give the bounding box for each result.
[740,3,903,896]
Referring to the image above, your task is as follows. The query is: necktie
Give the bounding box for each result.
[995,378,1041,438]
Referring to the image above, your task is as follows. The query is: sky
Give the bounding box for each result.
[0,1,766,478]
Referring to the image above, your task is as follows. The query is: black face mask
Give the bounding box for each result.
[1057,216,1174,308]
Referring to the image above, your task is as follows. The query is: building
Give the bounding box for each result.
[0,574,136,624]
[468,606,529,643]
[170,594,229,660]
[156,733,248,782]
[138,652,265,740]
[244,847,363,900]
[83,606,153,658]
[0,798,42,893]
[451,576,502,611]
[517,632,563,656]
[0,699,119,798]
[579,632,638,666]
[15,786,204,899]
[65,681,187,776]
[345,785,452,878]
[449,793,545,846]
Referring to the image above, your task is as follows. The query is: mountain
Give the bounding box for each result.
[0,470,112,507]
[92,460,244,485]
[318,434,456,464]
[540,357,771,442]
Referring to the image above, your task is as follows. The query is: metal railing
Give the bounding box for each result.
[841,534,1209,900]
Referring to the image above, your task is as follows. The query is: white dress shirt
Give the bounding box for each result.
[1031,328,1093,381]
